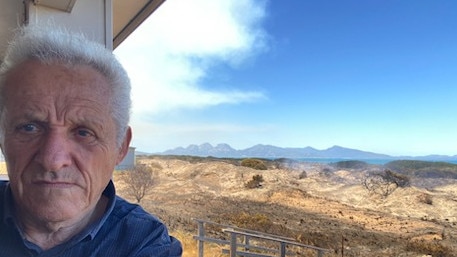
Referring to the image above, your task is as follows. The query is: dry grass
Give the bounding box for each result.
[171,230,224,257]
[0,162,6,175]
[115,156,457,256]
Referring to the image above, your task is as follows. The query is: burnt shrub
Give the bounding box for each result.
[417,193,433,205]
[362,169,410,198]
[382,169,411,187]
[299,170,307,179]
[245,174,264,189]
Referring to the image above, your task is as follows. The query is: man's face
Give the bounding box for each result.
[1,60,129,222]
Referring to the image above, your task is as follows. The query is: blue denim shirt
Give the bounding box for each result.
[0,180,182,257]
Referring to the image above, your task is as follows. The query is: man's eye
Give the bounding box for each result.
[75,128,97,144]
[76,129,95,138]
[18,124,39,133]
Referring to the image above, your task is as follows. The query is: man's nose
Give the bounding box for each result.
[36,130,72,171]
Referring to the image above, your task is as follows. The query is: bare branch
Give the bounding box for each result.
[122,163,161,203]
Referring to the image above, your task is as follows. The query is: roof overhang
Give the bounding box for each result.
[0,0,166,59]
[33,0,166,48]
[113,0,166,49]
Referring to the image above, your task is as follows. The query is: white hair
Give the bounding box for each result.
[0,25,131,146]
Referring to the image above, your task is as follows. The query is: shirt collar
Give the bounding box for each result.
[2,181,15,227]
[86,180,116,239]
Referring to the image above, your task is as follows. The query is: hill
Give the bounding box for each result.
[155,143,457,162]
[385,160,457,179]
[157,143,395,159]
[114,157,457,256]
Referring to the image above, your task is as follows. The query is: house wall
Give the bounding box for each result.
[0,0,112,61]
[115,147,136,170]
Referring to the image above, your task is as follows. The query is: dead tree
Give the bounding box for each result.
[122,163,160,203]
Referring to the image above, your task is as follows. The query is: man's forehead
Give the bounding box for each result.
[6,59,109,86]
[10,104,109,125]
[4,60,112,102]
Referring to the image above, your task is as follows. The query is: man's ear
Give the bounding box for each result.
[116,126,132,164]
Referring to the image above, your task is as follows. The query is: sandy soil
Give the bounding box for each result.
[114,157,457,257]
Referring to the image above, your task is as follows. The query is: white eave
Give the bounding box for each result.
[0,0,166,60]
[113,0,166,49]
[33,0,166,49]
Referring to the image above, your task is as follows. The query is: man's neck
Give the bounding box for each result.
[17,195,108,250]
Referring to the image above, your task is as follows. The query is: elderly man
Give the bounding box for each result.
[0,26,182,256]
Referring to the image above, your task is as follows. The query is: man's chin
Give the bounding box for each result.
[22,200,89,223]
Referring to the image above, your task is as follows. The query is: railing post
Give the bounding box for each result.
[280,242,286,257]
[245,235,250,251]
[197,220,205,257]
[230,231,237,257]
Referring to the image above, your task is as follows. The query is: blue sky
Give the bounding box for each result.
[115,0,457,156]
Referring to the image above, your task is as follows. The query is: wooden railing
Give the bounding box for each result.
[193,219,331,257]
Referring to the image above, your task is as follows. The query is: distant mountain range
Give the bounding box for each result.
[149,143,457,161]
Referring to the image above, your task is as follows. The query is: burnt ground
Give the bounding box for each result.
[114,157,457,257]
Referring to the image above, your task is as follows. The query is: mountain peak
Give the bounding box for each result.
[159,143,395,159]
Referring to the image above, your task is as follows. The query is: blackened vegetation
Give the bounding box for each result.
[363,169,411,198]
[329,159,457,181]
[133,155,457,256]
[330,160,371,170]
[385,160,457,179]
[330,159,457,197]
[142,155,457,181]
[141,154,279,169]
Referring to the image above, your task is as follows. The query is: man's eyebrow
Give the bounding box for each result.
[13,111,47,122]
[69,116,107,130]
[12,111,106,129]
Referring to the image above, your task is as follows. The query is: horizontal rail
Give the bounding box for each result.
[221,248,274,257]
[194,218,332,257]
[193,218,295,241]
[193,236,228,245]
[223,228,331,252]
[194,235,283,254]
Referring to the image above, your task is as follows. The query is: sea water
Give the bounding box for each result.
[296,158,457,165]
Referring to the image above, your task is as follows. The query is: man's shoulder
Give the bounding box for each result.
[109,196,165,230]
[0,181,8,195]
[96,197,179,250]
[0,181,8,219]
[94,196,182,256]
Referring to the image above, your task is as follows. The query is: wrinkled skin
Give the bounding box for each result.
[0,60,131,248]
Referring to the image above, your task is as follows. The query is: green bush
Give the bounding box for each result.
[241,158,267,170]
